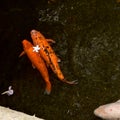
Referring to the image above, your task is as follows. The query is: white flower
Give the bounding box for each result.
[33,45,40,53]
[1,86,14,96]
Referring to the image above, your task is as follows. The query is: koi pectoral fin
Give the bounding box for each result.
[46,39,56,43]
[32,64,36,69]
[19,51,25,57]
[57,58,61,62]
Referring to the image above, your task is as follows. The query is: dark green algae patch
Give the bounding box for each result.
[0,0,120,120]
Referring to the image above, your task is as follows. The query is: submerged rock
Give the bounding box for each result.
[0,106,44,120]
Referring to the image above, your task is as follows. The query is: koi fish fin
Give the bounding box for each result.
[57,58,61,62]
[62,79,78,85]
[32,64,36,69]
[44,81,51,95]
[46,39,56,43]
[44,90,51,95]
[19,51,25,57]
[55,55,61,62]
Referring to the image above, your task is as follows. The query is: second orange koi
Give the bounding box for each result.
[19,39,51,94]
[30,29,77,84]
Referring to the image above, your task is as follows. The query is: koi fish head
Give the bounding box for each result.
[22,39,33,50]
[30,29,45,41]
[94,101,120,119]
[30,29,38,37]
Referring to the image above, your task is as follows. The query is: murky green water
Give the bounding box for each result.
[0,0,120,120]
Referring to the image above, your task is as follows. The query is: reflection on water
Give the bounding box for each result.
[0,0,120,120]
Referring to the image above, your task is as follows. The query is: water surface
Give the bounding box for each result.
[0,0,120,120]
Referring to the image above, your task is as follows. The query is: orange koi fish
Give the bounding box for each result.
[30,29,77,84]
[19,39,51,94]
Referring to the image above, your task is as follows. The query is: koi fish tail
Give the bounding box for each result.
[44,80,52,95]
[53,65,78,85]
[60,78,78,85]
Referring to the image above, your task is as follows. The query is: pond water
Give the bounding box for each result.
[0,0,120,120]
